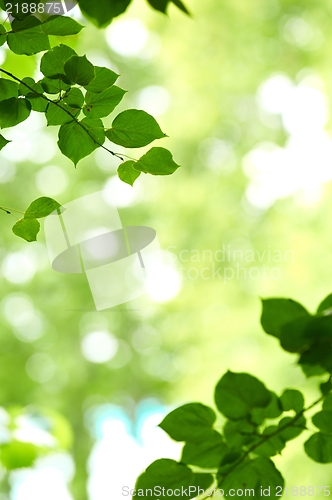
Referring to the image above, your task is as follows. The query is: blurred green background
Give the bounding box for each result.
[1,0,332,497]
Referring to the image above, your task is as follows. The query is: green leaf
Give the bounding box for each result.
[18,77,47,112]
[12,218,40,242]
[118,161,141,186]
[41,15,84,36]
[214,371,271,420]
[280,389,304,413]
[25,197,61,219]
[300,363,327,378]
[159,403,216,442]
[321,378,332,396]
[312,411,332,434]
[40,44,77,80]
[253,426,285,457]
[0,441,39,469]
[317,293,332,315]
[0,98,31,128]
[64,55,95,86]
[84,66,119,93]
[78,0,132,27]
[219,457,284,499]
[106,109,166,148]
[147,0,168,12]
[84,86,126,119]
[0,134,10,150]
[46,101,80,126]
[39,78,70,94]
[279,316,312,353]
[0,25,6,47]
[135,459,213,500]
[323,394,332,411]
[223,420,257,447]
[171,0,190,14]
[251,392,282,425]
[63,88,84,109]
[278,415,306,441]
[261,298,309,339]
[0,79,19,101]
[135,147,180,176]
[304,432,332,463]
[181,430,227,469]
[299,342,332,373]
[58,117,105,165]
[7,19,50,55]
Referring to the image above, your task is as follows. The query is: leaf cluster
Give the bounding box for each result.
[135,294,332,499]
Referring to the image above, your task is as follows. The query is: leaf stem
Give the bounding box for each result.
[0,67,126,162]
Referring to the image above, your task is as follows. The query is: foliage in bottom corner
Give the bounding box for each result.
[134,293,332,499]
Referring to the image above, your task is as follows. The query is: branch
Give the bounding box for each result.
[0,67,125,161]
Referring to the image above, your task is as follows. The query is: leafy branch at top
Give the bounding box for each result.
[0,14,181,186]
[134,293,332,500]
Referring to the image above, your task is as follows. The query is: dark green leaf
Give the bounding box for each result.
[321,378,332,396]
[218,450,244,475]
[85,66,119,93]
[300,363,326,378]
[84,86,126,119]
[0,134,10,150]
[219,457,284,499]
[280,389,304,413]
[63,88,84,109]
[58,117,104,165]
[135,459,213,500]
[25,197,61,219]
[304,432,332,463]
[41,15,84,36]
[0,79,19,101]
[253,426,285,457]
[78,0,132,27]
[0,441,39,469]
[18,77,43,96]
[64,55,95,86]
[39,77,70,94]
[181,430,227,468]
[19,78,47,112]
[0,25,6,47]
[147,0,168,13]
[279,316,312,353]
[40,44,77,80]
[7,24,50,55]
[46,101,80,126]
[312,411,332,434]
[106,109,166,148]
[171,0,190,14]
[12,218,40,242]
[11,15,41,31]
[261,298,309,339]
[223,420,257,447]
[118,161,141,186]
[251,392,282,425]
[278,416,306,441]
[135,147,180,176]
[0,97,31,128]
[323,394,332,411]
[317,294,332,315]
[214,371,271,420]
[299,342,332,373]
[159,403,216,442]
